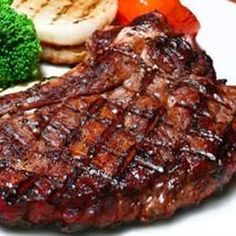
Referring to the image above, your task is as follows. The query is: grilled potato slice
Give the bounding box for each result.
[41,42,88,65]
[12,0,118,64]
[12,0,118,46]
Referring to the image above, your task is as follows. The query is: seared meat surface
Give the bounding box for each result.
[0,12,235,231]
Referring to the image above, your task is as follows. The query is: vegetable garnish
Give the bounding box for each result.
[0,0,42,89]
[117,0,200,36]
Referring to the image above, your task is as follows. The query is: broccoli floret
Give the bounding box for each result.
[0,1,42,89]
[2,0,13,5]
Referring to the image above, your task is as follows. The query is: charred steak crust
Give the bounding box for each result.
[0,11,235,231]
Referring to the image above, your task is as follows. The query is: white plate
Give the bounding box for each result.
[1,0,236,235]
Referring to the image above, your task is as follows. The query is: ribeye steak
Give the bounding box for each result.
[0,12,235,231]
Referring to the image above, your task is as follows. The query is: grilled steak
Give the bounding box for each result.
[0,12,235,231]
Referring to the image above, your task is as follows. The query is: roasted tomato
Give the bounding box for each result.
[117,0,200,36]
